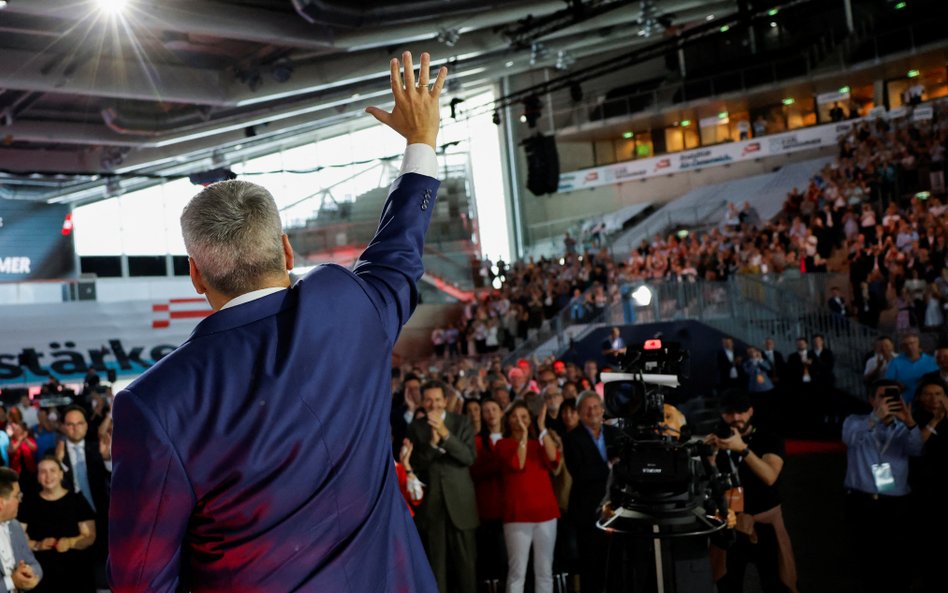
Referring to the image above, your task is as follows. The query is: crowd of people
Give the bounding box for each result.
[1,90,946,593]
[0,372,112,593]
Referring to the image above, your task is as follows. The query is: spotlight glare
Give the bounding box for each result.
[632,286,653,307]
[97,0,129,14]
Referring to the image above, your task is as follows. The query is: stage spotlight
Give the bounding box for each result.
[97,0,129,15]
[632,285,653,307]
[492,111,501,125]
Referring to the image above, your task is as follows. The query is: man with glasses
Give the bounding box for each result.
[0,467,41,592]
[55,405,111,589]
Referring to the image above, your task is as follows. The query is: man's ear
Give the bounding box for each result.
[282,234,295,271]
[189,257,208,295]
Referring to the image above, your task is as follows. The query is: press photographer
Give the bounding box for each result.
[707,390,799,593]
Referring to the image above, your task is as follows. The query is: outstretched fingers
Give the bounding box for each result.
[419,52,430,88]
[402,51,415,91]
[389,58,404,99]
[431,65,448,98]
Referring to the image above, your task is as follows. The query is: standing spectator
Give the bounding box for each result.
[921,343,948,384]
[495,402,561,593]
[0,468,42,592]
[884,332,938,404]
[737,119,750,140]
[864,336,896,386]
[55,406,110,586]
[909,378,948,593]
[786,337,816,390]
[717,336,744,392]
[445,323,460,358]
[753,115,768,138]
[32,410,58,461]
[7,423,37,495]
[827,286,847,318]
[392,373,422,457]
[20,456,96,593]
[761,337,786,384]
[470,399,506,592]
[601,327,627,368]
[562,392,619,593]
[709,391,798,593]
[829,102,847,122]
[742,347,777,430]
[431,326,446,358]
[842,380,922,593]
[0,409,9,467]
[408,381,479,593]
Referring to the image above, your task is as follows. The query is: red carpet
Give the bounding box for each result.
[785,439,846,455]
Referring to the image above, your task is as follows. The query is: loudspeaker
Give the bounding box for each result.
[522,133,560,196]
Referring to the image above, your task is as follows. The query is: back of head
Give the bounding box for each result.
[0,467,18,498]
[181,180,286,297]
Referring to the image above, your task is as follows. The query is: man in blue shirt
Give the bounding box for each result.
[884,332,937,404]
[842,380,922,593]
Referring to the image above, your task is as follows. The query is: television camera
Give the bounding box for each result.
[598,339,734,538]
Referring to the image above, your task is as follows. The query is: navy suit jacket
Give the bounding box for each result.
[108,173,440,593]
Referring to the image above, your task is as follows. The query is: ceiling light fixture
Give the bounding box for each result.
[97,0,129,15]
[706,14,715,21]
[437,28,461,47]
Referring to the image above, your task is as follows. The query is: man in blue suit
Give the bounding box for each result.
[108,52,448,593]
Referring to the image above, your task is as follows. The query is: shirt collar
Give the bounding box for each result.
[220,286,288,310]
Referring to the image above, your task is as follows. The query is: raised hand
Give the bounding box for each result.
[365,51,448,148]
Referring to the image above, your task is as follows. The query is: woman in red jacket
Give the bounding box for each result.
[470,399,506,589]
[496,401,561,593]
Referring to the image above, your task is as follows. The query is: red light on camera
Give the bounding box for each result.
[643,339,662,350]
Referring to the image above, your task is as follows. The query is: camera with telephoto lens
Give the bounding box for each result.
[598,339,735,538]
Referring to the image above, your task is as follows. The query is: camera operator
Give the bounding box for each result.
[562,391,619,593]
[707,390,798,593]
[841,380,922,593]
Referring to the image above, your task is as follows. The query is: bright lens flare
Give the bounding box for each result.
[97,0,129,15]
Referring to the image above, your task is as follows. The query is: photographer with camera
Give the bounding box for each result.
[842,380,923,593]
[708,390,798,593]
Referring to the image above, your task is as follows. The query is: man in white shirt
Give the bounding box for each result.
[0,468,41,593]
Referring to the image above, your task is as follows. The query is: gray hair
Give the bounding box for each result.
[576,390,602,411]
[180,180,286,296]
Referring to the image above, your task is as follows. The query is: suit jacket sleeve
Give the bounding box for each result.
[11,520,42,585]
[351,172,440,345]
[441,415,476,467]
[108,390,195,593]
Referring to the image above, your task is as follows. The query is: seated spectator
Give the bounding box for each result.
[0,467,41,592]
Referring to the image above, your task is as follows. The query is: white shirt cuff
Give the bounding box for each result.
[400,144,438,179]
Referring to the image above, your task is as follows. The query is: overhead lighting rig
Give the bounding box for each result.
[499,0,642,50]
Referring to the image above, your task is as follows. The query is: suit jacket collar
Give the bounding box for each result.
[187,284,299,341]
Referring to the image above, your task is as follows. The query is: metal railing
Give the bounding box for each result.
[507,273,881,399]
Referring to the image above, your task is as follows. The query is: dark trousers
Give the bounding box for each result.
[845,491,910,593]
[424,511,477,593]
[576,524,608,593]
[476,519,507,591]
[716,523,789,593]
